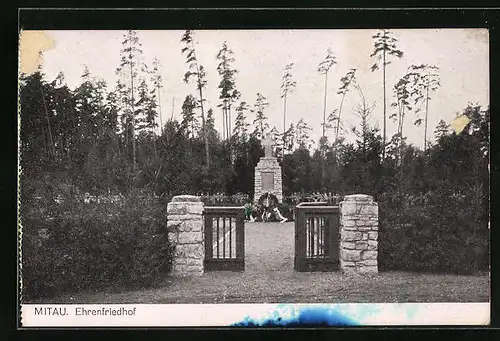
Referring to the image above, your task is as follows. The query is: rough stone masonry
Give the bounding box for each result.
[254,157,283,203]
[339,194,379,275]
[166,195,204,276]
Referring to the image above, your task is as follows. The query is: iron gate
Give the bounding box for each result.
[294,202,340,271]
[203,206,245,271]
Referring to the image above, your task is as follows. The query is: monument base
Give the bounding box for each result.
[254,157,283,204]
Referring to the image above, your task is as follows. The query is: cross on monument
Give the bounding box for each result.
[263,133,275,158]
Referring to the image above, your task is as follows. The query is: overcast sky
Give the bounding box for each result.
[39,29,489,148]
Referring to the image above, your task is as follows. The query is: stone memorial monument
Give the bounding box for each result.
[254,133,283,203]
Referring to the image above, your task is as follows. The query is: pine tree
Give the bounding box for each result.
[37,71,57,161]
[181,30,210,168]
[114,79,131,152]
[180,94,199,140]
[317,49,337,139]
[233,101,250,142]
[281,63,297,135]
[352,80,376,154]
[116,30,148,170]
[135,79,157,131]
[135,78,159,158]
[370,29,404,159]
[75,69,109,146]
[74,68,122,192]
[50,71,76,161]
[336,68,357,144]
[270,126,283,157]
[205,108,219,144]
[391,73,413,167]
[295,118,313,150]
[434,119,450,140]
[151,57,164,134]
[407,64,441,150]
[317,49,338,191]
[283,123,296,154]
[251,93,270,139]
[216,41,240,141]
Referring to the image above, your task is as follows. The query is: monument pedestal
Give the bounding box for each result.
[254,156,283,204]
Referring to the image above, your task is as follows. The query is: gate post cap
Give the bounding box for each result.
[344,194,373,202]
[172,195,202,202]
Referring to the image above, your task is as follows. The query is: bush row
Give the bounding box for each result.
[377,190,489,274]
[21,192,174,301]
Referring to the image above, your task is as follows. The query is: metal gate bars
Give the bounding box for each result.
[294,202,340,272]
[203,206,245,271]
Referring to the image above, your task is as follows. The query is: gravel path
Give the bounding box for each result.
[30,222,490,304]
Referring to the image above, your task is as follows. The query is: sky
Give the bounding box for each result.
[35,29,489,149]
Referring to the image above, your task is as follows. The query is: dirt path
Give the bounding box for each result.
[31,222,490,304]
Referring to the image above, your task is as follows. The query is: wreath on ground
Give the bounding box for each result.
[256,193,279,222]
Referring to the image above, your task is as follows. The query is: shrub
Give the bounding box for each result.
[201,193,249,207]
[21,190,174,301]
[378,190,489,274]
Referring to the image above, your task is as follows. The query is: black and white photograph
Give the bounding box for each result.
[18,19,490,326]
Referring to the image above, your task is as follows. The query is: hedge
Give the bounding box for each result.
[377,190,489,274]
[21,191,174,301]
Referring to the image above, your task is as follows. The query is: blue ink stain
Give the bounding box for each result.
[232,306,358,327]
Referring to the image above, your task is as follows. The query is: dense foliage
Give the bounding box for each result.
[21,189,173,301]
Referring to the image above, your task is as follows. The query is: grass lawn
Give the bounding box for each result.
[157,271,491,304]
[29,270,489,304]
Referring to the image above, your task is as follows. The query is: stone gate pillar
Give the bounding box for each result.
[166,195,204,276]
[339,194,379,275]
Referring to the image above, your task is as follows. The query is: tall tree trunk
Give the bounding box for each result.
[336,94,346,144]
[424,69,430,151]
[157,86,163,134]
[228,103,233,166]
[322,72,328,139]
[283,93,287,159]
[396,103,404,204]
[321,72,329,191]
[124,102,129,157]
[396,102,402,165]
[226,104,229,141]
[153,90,159,159]
[398,108,405,201]
[228,104,232,139]
[39,83,56,160]
[399,108,405,169]
[222,106,226,140]
[198,87,210,168]
[129,54,136,171]
[153,128,157,159]
[171,97,175,120]
[190,42,210,169]
[283,93,287,135]
[226,105,229,140]
[382,49,387,160]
